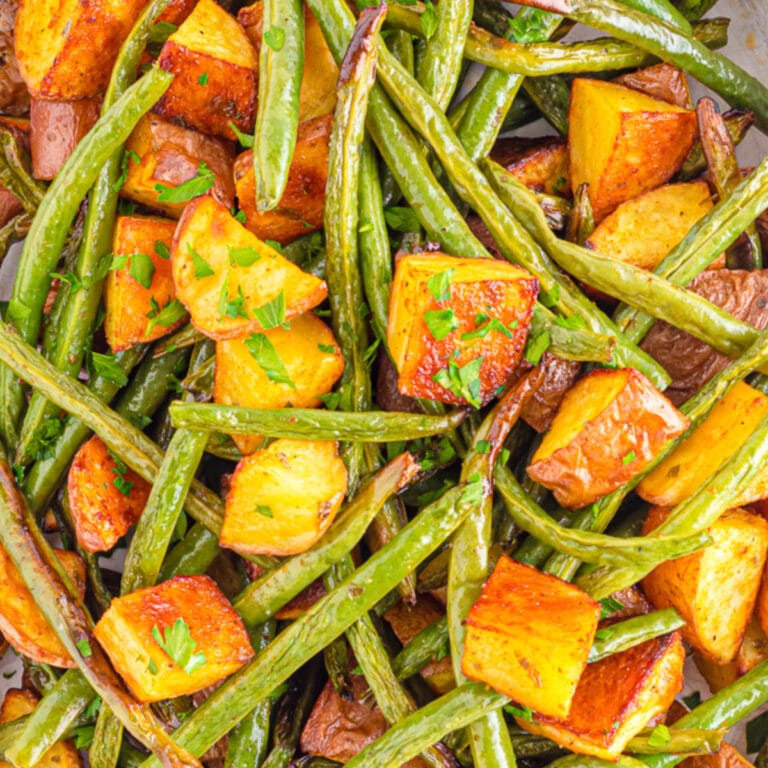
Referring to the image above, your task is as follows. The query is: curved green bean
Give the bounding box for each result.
[392,616,449,681]
[588,609,685,662]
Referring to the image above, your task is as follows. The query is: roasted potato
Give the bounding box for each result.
[387,252,538,407]
[568,78,697,221]
[67,435,151,553]
[154,0,257,140]
[642,506,768,663]
[735,616,768,675]
[93,574,254,702]
[105,214,186,351]
[679,743,754,768]
[234,113,332,244]
[221,438,347,557]
[462,555,600,719]
[14,0,148,99]
[238,3,338,122]
[490,135,570,195]
[172,196,327,339]
[213,312,344,454]
[121,113,236,219]
[519,633,684,760]
[0,546,85,667]
[0,15,29,116]
[613,62,692,108]
[638,381,768,508]
[527,368,689,510]
[639,270,768,405]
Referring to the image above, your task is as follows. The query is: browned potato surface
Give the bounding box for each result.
[680,743,755,768]
[0,11,29,116]
[490,135,570,195]
[527,368,689,510]
[614,62,692,108]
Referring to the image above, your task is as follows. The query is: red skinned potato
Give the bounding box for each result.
[527,368,689,510]
[14,0,148,99]
[30,96,101,180]
[613,62,692,108]
[640,270,768,405]
[0,22,29,116]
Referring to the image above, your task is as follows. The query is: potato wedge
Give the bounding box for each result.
[585,181,715,271]
[68,435,151,553]
[0,546,85,667]
[213,312,344,454]
[221,439,348,557]
[387,252,538,407]
[14,0,148,99]
[568,78,697,221]
[614,63,692,109]
[462,556,600,719]
[638,382,768,508]
[693,651,739,694]
[238,3,338,122]
[234,113,332,244]
[642,506,768,663]
[93,574,253,702]
[172,196,327,339]
[0,689,82,768]
[518,633,685,760]
[105,215,186,352]
[679,743,754,768]
[528,368,689,510]
[154,0,257,140]
[736,616,768,674]
[30,96,101,180]
[490,135,570,195]
[121,114,236,219]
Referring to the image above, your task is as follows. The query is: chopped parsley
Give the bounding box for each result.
[155,162,215,203]
[152,618,206,676]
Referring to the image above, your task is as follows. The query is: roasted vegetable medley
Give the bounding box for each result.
[1,0,768,766]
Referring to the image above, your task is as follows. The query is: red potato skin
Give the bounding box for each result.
[30,96,101,180]
[614,63,692,108]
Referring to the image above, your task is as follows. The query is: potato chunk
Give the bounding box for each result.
[490,136,570,195]
[387,253,538,407]
[121,114,235,219]
[234,113,332,244]
[14,0,148,98]
[93,574,253,702]
[68,435,152,553]
[172,196,327,339]
[568,78,697,221]
[528,368,689,509]
[638,382,768,508]
[585,182,715,271]
[221,439,348,557]
[518,633,684,760]
[213,313,344,454]
[105,215,186,352]
[642,506,768,663]
[154,0,257,140]
[613,63,692,108]
[462,556,600,719]
[0,547,85,667]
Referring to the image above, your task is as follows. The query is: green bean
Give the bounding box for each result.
[0,66,173,450]
[139,480,479,767]
[415,0,472,111]
[676,0,720,20]
[90,706,124,768]
[234,451,419,627]
[168,402,467,442]
[522,76,570,135]
[5,669,96,768]
[495,466,709,569]
[152,325,206,358]
[16,0,174,466]
[566,183,595,245]
[159,523,220,581]
[0,129,45,214]
[254,0,304,211]
[588,609,685,662]
[0,718,29,759]
[531,305,615,363]
[324,635,354,700]
[628,728,725,756]
[0,460,200,768]
[391,616,448,680]
[0,212,31,262]
[618,0,691,33]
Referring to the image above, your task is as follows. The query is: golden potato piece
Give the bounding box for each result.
[528,368,689,510]
[614,63,692,109]
[736,616,768,675]
[0,546,85,667]
[14,0,148,98]
[638,382,768,509]
[121,114,236,219]
[585,182,715,271]
[213,312,344,454]
[387,252,538,408]
[680,743,754,768]
[172,196,327,339]
[643,506,768,664]
[461,556,600,719]
[105,215,186,352]
[234,113,332,245]
[93,574,253,702]
[568,78,697,221]
[221,439,348,557]
[693,651,738,695]
[490,135,570,196]
[154,0,257,140]
[68,435,152,553]
[519,633,685,760]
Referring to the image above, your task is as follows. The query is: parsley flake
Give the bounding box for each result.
[255,504,273,518]
[264,25,285,51]
[188,243,215,278]
[524,329,551,365]
[218,273,248,319]
[504,704,534,722]
[622,450,636,465]
[421,0,438,39]
[154,241,171,260]
[253,292,287,329]
[427,268,454,302]
[76,639,92,658]
[647,724,671,748]
[146,298,187,333]
[155,162,215,203]
[228,245,261,267]
[433,356,483,408]
[152,619,206,676]
[128,252,155,289]
[461,316,513,341]
[424,308,458,341]
[198,72,208,86]
[91,352,128,387]
[228,123,254,148]
[245,333,296,388]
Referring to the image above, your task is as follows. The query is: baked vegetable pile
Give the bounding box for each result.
[0,0,767,766]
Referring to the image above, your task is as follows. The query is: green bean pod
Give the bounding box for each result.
[628,728,725,756]
[617,0,691,34]
[392,616,448,680]
[0,129,45,214]
[254,0,304,211]
[0,213,31,263]
[588,609,685,662]
[159,522,221,581]
[324,635,354,700]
